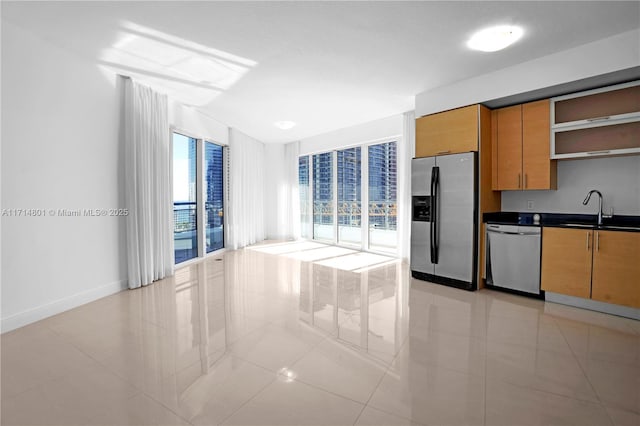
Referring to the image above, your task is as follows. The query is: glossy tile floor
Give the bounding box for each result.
[2,240,640,425]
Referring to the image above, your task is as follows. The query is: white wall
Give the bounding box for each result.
[265,143,288,239]
[300,115,403,155]
[502,156,640,215]
[1,20,126,331]
[416,29,640,117]
[169,101,229,145]
[0,20,239,332]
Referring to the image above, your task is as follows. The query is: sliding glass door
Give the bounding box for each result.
[173,132,226,264]
[368,141,397,253]
[173,133,198,263]
[301,140,397,254]
[312,152,334,242]
[205,142,224,253]
[299,156,311,239]
[337,147,361,246]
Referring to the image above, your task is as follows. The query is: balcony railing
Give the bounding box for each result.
[174,202,197,264]
[205,201,224,252]
[311,200,396,230]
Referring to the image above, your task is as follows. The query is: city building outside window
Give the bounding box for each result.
[299,140,397,254]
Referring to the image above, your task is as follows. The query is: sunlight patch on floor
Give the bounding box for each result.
[247,241,327,255]
[284,246,358,262]
[315,252,395,271]
[246,240,396,272]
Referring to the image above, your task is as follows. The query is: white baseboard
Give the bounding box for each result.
[1,279,128,333]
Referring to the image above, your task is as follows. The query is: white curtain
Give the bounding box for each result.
[124,78,174,289]
[228,128,266,249]
[397,111,415,262]
[285,141,301,240]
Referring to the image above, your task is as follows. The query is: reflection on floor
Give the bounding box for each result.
[2,240,639,425]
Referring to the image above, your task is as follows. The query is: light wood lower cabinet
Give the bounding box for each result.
[591,230,640,308]
[541,227,640,308]
[541,227,592,299]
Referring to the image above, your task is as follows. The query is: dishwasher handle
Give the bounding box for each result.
[486,226,540,236]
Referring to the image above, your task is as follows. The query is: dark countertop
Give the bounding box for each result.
[483,211,640,232]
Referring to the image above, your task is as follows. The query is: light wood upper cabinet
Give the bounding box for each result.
[492,99,557,190]
[415,105,478,157]
[495,105,522,190]
[591,230,640,308]
[541,227,593,299]
[523,100,557,190]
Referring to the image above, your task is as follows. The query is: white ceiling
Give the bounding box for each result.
[3,1,639,143]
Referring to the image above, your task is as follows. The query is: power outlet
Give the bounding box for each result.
[526,200,534,210]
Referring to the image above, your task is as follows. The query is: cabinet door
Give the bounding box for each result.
[554,122,640,157]
[551,82,640,159]
[522,99,557,190]
[415,105,478,158]
[554,84,640,124]
[541,227,593,299]
[494,105,522,190]
[591,231,640,308]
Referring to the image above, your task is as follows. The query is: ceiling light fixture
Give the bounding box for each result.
[467,25,524,52]
[274,120,297,130]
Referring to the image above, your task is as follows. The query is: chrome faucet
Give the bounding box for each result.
[582,190,613,225]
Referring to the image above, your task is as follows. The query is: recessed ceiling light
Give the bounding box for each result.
[467,25,524,52]
[274,120,296,130]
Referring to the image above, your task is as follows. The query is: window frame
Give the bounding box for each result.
[204,140,225,254]
[299,135,401,256]
[171,126,229,265]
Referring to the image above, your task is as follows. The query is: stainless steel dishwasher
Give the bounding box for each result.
[485,224,542,295]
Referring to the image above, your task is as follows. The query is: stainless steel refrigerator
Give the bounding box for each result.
[410,152,478,290]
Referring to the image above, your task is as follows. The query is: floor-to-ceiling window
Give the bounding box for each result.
[205,142,224,253]
[173,133,198,263]
[368,141,397,253]
[299,156,311,239]
[313,152,334,242]
[173,132,226,264]
[337,147,361,246]
[300,140,397,254]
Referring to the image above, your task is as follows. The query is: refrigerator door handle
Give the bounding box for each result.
[430,166,440,264]
[429,167,435,263]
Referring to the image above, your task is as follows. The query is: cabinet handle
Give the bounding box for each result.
[437,150,451,155]
[586,233,591,251]
[596,232,600,251]
[518,173,521,189]
[587,116,611,122]
[587,150,611,155]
